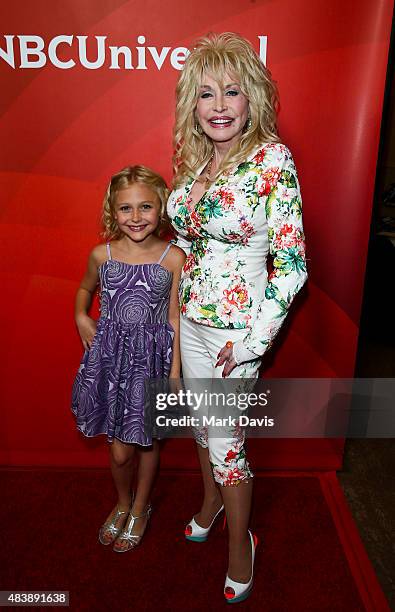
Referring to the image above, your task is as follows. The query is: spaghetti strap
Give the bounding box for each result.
[157,243,172,265]
[106,243,112,260]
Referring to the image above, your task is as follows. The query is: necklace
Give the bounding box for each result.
[204,155,214,189]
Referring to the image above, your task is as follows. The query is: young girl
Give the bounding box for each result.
[72,165,185,552]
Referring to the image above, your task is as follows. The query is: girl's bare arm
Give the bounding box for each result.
[75,245,104,350]
[166,246,186,378]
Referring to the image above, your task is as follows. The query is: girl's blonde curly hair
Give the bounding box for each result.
[102,165,169,240]
[173,32,280,187]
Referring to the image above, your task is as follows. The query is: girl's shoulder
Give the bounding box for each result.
[89,243,108,268]
[160,241,186,271]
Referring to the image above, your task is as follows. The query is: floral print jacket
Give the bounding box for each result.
[167,143,308,356]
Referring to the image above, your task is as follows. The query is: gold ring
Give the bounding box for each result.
[225,341,233,349]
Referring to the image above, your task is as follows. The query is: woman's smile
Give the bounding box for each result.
[208,115,234,128]
[195,72,249,148]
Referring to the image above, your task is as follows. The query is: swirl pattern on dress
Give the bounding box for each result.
[72,259,174,445]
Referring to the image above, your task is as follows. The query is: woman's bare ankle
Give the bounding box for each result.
[196,493,223,527]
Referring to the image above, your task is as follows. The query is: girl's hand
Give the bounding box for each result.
[169,369,182,388]
[76,314,97,351]
[216,344,237,378]
[169,372,181,379]
[168,375,183,397]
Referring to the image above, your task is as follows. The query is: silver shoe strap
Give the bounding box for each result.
[101,507,129,537]
[120,505,152,541]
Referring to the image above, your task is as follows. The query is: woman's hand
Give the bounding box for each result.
[76,314,97,351]
[216,344,237,378]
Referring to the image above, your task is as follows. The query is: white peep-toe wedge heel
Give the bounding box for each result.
[184,504,225,542]
[224,530,258,604]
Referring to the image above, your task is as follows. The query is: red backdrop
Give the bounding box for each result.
[0,0,393,467]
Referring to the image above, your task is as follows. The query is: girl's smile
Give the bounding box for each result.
[114,183,161,242]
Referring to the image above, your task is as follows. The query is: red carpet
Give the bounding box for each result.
[0,469,389,611]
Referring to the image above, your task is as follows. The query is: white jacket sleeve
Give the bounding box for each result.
[239,147,308,358]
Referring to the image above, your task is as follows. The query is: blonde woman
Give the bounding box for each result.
[167,33,307,603]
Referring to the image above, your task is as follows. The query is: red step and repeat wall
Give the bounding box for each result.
[0,0,393,468]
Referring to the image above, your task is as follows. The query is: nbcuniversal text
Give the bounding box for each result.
[0,35,268,70]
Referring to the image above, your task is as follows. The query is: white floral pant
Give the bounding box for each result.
[180,316,262,486]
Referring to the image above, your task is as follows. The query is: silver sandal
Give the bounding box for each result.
[113,505,152,552]
[98,506,130,546]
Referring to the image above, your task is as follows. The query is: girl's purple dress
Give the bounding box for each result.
[72,243,174,446]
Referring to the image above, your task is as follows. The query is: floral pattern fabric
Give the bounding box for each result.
[167,143,308,356]
[180,315,260,486]
[194,421,253,486]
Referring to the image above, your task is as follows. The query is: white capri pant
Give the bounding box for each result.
[180,316,262,486]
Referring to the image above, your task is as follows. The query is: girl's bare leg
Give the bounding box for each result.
[100,439,135,543]
[110,438,136,508]
[115,440,160,548]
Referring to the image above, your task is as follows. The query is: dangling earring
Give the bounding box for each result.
[195,122,203,135]
[244,116,252,132]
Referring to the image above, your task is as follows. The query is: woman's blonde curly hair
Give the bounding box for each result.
[173,32,280,187]
[102,165,169,240]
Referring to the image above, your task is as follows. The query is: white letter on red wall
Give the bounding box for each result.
[170,47,189,70]
[48,35,75,69]
[77,36,106,69]
[0,35,15,68]
[18,35,46,68]
[258,36,267,66]
[109,46,133,69]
